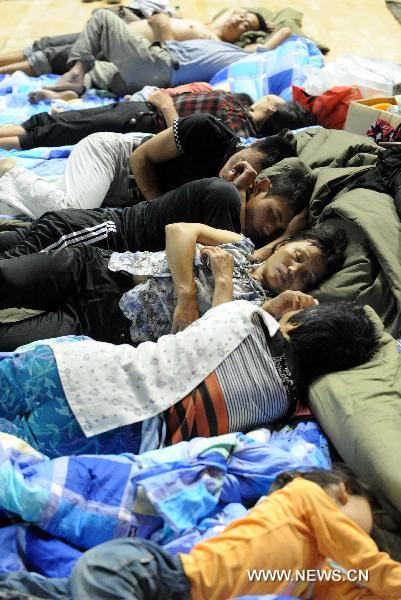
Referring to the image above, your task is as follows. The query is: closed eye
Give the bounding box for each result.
[272,210,282,227]
[303,271,313,288]
[295,251,306,263]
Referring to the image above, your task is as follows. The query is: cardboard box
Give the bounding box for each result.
[344,97,401,135]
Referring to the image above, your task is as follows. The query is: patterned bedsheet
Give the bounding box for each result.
[0,422,330,577]
[210,35,324,102]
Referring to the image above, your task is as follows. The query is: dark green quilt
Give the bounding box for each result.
[309,306,401,518]
[258,128,401,336]
[263,129,401,516]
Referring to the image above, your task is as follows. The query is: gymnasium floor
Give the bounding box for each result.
[0,0,400,63]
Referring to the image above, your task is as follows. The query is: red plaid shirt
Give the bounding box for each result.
[154,91,257,138]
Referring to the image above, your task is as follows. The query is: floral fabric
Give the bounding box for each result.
[0,342,142,458]
[108,236,273,344]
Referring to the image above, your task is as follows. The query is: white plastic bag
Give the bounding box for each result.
[303,54,401,98]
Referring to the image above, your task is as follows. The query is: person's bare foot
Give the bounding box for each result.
[29,89,79,104]
[0,158,17,177]
[51,105,67,114]
[43,70,86,95]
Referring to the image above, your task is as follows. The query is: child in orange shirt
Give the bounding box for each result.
[1,465,400,599]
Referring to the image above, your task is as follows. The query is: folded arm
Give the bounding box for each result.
[165,223,242,332]
[129,126,180,200]
[147,90,179,128]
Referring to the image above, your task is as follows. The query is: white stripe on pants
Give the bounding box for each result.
[0,131,150,219]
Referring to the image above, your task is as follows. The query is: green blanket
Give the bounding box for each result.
[259,128,401,517]
[260,128,401,336]
[309,306,401,518]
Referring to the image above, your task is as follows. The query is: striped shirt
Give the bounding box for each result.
[164,314,291,444]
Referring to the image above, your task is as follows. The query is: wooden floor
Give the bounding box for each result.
[0,0,400,63]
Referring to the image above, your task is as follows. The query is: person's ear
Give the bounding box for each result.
[336,481,349,505]
[285,321,299,335]
[254,177,271,195]
[261,97,279,113]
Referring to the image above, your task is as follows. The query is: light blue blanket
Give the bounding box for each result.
[0,422,330,577]
[210,35,324,102]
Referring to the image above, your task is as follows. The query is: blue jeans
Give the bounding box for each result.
[0,539,190,600]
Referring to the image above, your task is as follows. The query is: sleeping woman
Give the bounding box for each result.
[115,222,346,343]
[0,223,346,350]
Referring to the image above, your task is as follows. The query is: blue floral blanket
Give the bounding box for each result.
[0,422,330,577]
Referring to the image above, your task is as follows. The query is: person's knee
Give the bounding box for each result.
[70,539,157,600]
[74,131,115,156]
[92,8,120,26]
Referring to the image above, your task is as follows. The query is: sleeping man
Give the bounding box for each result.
[0,114,298,217]
[0,299,378,457]
[25,9,290,101]
[0,8,271,78]
[0,158,314,260]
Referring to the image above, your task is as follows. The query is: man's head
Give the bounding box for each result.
[250,100,317,137]
[279,301,380,384]
[243,163,315,244]
[219,129,298,183]
[212,9,268,43]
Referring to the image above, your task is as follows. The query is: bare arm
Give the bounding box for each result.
[244,27,292,52]
[225,160,258,233]
[253,236,284,262]
[129,127,180,200]
[261,27,291,50]
[262,290,318,318]
[147,90,179,128]
[165,223,242,332]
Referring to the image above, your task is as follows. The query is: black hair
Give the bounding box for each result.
[257,102,317,137]
[251,11,268,33]
[273,226,347,281]
[232,92,253,106]
[286,301,380,385]
[270,464,372,501]
[265,165,316,215]
[251,129,298,170]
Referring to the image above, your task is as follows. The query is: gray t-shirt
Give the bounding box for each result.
[166,39,250,86]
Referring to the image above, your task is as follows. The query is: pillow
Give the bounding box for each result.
[309,305,401,519]
[310,217,400,336]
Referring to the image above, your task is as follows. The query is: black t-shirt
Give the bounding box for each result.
[122,177,242,252]
[154,113,243,194]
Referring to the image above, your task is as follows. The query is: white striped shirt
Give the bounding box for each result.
[216,314,289,432]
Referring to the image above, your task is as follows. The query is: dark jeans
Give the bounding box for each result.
[25,2,142,75]
[28,33,80,75]
[0,178,242,258]
[20,102,157,149]
[0,539,190,600]
[33,33,80,52]
[0,246,132,350]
